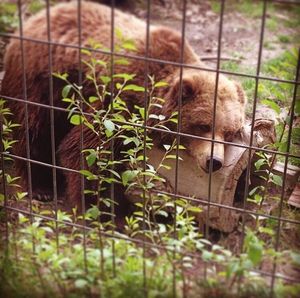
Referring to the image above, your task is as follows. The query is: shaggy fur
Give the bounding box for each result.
[2,1,246,210]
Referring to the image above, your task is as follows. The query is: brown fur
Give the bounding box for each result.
[2,1,246,210]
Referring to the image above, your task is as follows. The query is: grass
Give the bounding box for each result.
[210,1,221,14]
[263,41,276,50]
[221,49,299,166]
[278,35,291,44]
[0,2,18,32]
[210,0,275,18]
[266,18,278,32]
[278,4,300,29]
[221,49,297,105]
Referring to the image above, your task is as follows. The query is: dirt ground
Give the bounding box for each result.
[131,0,299,67]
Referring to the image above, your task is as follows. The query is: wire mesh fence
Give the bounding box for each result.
[0,0,299,297]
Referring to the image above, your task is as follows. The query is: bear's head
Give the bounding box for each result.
[156,69,246,173]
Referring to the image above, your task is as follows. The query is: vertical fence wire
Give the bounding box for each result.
[0,99,9,253]
[77,0,88,274]
[240,0,267,251]
[205,0,225,239]
[16,0,34,252]
[45,0,59,252]
[173,0,187,296]
[270,48,300,297]
[109,0,116,278]
[142,0,151,296]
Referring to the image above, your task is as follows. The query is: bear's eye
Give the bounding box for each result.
[225,131,238,142]
[193,124,211,135]
[199,125,211,133]
[181,83,194,103]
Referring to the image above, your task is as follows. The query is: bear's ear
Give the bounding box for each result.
[234,82,246,105]
[182,80,195,103]
[172,78,196,104]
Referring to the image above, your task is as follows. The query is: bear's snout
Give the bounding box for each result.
[205,156,223,173]
[190,138,225,174]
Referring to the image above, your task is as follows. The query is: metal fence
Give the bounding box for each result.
[0,0,299,296]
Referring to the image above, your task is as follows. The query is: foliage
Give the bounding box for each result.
[0,2,18,33]
[222,48,299,166]
[1,211,299,297]
[0,99,27,205]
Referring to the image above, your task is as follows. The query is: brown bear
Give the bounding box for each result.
[1,1,246,212]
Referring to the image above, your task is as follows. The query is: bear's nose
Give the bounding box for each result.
[206,157,223,172]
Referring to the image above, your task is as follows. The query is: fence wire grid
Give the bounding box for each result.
[0,0,300,297]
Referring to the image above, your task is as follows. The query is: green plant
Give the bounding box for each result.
[278,35,291,44]
[266,18,278,32]
[0,99,27,205]
[0,2,18,33]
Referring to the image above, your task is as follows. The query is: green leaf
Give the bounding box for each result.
[16,192,28,201]
[81,49,91,56]
[254,158,267,170]
[104,119,115,132]
[86,206,100,220]
[156,210,169,217]
[254,194,263,204]
[258,226,275,236]
[70,114,82,125]
[122,40,137,51]
[62,84,72,98]
[123,84,145,92]
[95,59,107,67]
[276,140,288,152]
[165,155,177,159]
[86,152,97,167]
[79,170,97,180]
[248,186,263,196]
[148,114,159,120]
[248,242,263,266]
[116,83,122,90]
[114,58,130,65]
[88,96,99,103]
[134,106,145,119]
[0,193,4,203]
[271,174,283,186]
[154,81,168,88]
[115,27,123,40]
[100,75,111,85]
[75,279,88,289]
[113,73,135,81]
[187,206,202,213]
[202,250,213,261]
[261,99,281,115]
[53,72,68,80]
[79,170,92,176]
[121,170,139,186]
[62,98,73,103]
